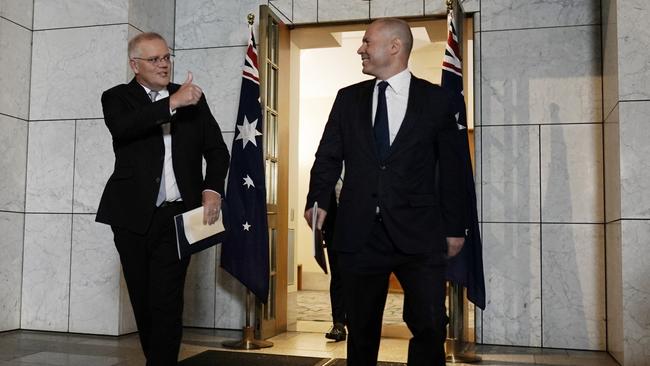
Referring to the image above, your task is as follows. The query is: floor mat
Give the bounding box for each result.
[327,359,406,366]
[178,350,328,366]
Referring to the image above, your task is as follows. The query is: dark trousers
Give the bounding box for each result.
[112,202,190,366]
[339,219,448,366]
[326,246,346,325]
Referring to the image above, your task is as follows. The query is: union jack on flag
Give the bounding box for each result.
[441,9,486,310]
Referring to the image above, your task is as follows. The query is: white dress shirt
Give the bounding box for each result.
[140,84,182,203]
[371,68,411,145]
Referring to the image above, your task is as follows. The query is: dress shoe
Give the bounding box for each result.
[325,323,346,342]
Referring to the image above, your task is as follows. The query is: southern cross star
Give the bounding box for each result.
[242,222,251,231]
[235,115,262,149]
[243,174,255,189]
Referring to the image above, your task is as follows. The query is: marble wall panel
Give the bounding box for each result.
[33,0,127,30]
[25,121,75,213]
[480,0,599,31]
[621,220,650,364]
[184,246,217,328]
[424,0,446,16]
[481,26,601,125]
[73,119,114,214]
[480,126,540,222]
[21,214,73,331]
[69,215,121,335]
[481,223,541,347]
[370,0,423,18]
[619,101,650,219]
[601,0,619,120]
[269,0,293,24]
[174,47,246,133]
[540,124,603,223]
[606,221,623,363]
[318,0,368,23]
[460,0,479,14]
[541,224,605,350]
[293,0,317,24]
[0,18,31,120]
[0,115,27,211]
[604,105,620,223]
[0,212,24,331]
[175,0,259,49]
[214,246,246,329]
[0,0,33,29]
[129,0,175,48]
[30,24,128,121]
[617,0,650,101]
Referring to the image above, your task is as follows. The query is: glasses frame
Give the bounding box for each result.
[131,53,174,66]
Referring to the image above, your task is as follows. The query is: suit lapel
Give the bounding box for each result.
[358,79,377,158]
[126,78,152,105]
[386,75,424,160]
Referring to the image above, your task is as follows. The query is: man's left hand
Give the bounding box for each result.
[446,237,465,258]
[202,191,221,225]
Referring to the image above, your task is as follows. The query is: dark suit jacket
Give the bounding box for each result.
[96,78,230,234]
[306,75,468,258]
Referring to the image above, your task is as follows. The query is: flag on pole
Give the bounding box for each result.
[221,27,270,302]
[441,10,486,310]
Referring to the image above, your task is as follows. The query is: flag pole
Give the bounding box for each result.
[444,0,481,363]
[222,13,273,350]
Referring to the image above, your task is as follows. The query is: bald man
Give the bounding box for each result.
[97,32,229,365]
[305,18,469,365]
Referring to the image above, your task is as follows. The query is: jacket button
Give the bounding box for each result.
[380,165,387,170]
[155,177,161,183]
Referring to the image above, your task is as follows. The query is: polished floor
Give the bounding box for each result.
[0,327,620,366]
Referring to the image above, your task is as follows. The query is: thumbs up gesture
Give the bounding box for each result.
[170,71,202,110]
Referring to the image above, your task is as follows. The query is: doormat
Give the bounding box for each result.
[178,350,328,366]
[328,359,406,366]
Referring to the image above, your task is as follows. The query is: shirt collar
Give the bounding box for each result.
[139,83,169,98]
[375,68,411,95]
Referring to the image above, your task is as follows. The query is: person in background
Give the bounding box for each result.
[322,176,346,342]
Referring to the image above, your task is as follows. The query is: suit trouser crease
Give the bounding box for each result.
[339,220,447,366]
[113,203,190,366]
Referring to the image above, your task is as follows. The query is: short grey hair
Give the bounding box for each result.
[128,32,168,58]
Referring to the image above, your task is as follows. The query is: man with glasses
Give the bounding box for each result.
[96,32,229,365]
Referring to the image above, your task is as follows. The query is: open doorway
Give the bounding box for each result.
[285,18,475,339]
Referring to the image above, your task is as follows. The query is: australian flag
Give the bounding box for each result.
[221,28,270,302]
[441,10,486,310]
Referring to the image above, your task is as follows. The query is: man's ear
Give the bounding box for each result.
[129,59,139,75]
[390,37,401,56]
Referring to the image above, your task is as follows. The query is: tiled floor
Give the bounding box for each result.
[297,290,404,325]
[0,327,620,366]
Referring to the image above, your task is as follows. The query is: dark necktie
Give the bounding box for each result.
[149,90,167,206]
[374,81,390,160]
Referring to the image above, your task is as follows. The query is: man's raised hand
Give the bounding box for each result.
[170,71,202,110]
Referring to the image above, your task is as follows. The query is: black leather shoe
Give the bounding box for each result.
[325,323,347,342]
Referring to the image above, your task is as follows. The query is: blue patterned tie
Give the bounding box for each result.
[374,81,390,160]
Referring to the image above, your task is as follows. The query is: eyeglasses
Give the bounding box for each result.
[131,53,174,65]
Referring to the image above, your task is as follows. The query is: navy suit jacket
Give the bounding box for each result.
[96,78,230,234]
[306,75,468,259]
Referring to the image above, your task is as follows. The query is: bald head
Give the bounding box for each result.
[357,18,413,80]
[373,18,413,57]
